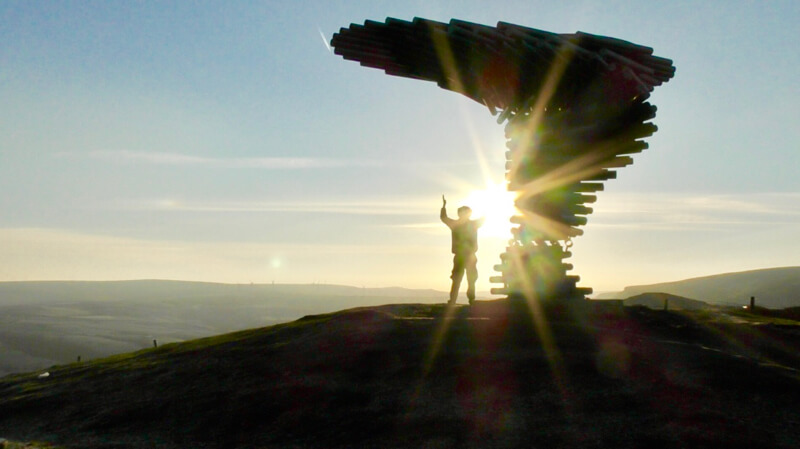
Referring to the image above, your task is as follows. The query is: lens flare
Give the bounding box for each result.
[462,182,518,237]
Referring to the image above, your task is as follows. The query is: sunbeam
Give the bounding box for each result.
[462,181,518,238]
[407,303,461,414]
[506,248,571,400]
[421,303,460,378]
[500,38,585,418]
[319,27,333,52]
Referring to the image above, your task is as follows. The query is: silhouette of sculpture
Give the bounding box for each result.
[440,195,484,304]
[331,18,675,304]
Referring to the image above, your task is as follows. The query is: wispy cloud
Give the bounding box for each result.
[57,150,486,171]
[122,198,434,216]
[119,192,800,233]
[63,150,378,169]
[589,192,800,230]
[0,228,442,285]
[391,223,442,229]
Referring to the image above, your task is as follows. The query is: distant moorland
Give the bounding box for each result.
[0,280,445,377]
[594,267,800,308]
[1,300,798,448]
[2,267,798,377]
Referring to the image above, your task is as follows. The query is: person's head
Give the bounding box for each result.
[457,206,472,219]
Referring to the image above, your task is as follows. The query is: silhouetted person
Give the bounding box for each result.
[441,195,484,305]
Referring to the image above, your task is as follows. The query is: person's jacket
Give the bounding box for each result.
[441,207,484,255]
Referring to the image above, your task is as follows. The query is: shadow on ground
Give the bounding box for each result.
[1,299,799,448]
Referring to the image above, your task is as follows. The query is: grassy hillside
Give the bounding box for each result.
[1,299,799,448]
[0,281,447,377]
[599,267,800,308]
[0,280,445,307]
[622,292,711,310]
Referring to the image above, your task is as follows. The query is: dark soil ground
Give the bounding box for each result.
[1,299,799,448]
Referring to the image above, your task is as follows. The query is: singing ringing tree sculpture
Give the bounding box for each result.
[331,18,675,303]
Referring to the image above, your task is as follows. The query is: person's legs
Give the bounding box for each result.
[466,253,478,304]
[450,254,465,304]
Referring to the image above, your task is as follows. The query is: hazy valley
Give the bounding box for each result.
[1,299,799,448]
[0,280,444,377]
[595,267,800,308]
[2,267,799,378]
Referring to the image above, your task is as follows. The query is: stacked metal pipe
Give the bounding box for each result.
[331,17,675,302]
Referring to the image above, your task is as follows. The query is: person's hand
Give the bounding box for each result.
[442,195,447,207]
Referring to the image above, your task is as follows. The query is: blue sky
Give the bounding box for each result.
[1,1,798,293]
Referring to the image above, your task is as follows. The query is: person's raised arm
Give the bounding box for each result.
[440,195,454,225]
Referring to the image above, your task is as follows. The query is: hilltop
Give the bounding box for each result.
[1,299,799,448]
[0,280,445,308]
[0,280,446,377]
[596,267,800,308]
[623,292,711,310]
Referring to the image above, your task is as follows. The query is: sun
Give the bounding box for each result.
[461,181,518,238]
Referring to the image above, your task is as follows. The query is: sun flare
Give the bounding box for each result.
[461,182,518,238]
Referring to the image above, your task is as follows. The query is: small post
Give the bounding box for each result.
[77,355,81,363]
[749,296,755,311]
[153,339,158,348]
[663,298,669,311]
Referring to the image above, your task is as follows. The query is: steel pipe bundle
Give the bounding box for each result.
[331,17,675,302]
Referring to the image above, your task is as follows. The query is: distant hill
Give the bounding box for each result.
[0,280,448,377]
[595,267,800,308]
[0,280,445,307]
[622,292,711,310]
[1,300,799,448]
